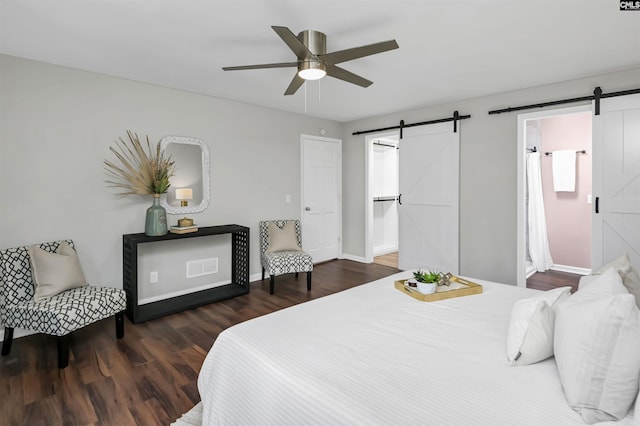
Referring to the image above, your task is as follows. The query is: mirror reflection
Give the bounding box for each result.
[160,136,210,214]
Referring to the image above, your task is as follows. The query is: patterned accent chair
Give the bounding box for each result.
[259,220,313,295]
[0,240,126,368]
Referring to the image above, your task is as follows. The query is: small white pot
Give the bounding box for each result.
[416,282,437,295]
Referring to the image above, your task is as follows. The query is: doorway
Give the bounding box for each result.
[516,105,593,287]
[365,131,400,267]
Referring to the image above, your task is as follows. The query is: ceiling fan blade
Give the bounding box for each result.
[271,26,314,60]
[321,40,399,65]
[325,64,373,88]
[284,74,305,95]
[222,62,298,71]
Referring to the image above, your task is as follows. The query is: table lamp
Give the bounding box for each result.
[175,188,194,227]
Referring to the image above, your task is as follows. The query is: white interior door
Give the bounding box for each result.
[398,122,459,273]
[301,134,342,263]
[592,93,640,270]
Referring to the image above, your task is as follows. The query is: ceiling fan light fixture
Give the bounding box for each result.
[298,60,326,80]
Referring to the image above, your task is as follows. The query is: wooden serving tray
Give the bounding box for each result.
[394,276,483,302]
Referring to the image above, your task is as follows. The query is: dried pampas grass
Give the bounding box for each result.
[104,130,175,196]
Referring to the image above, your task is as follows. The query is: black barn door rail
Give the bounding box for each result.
[352,111,471,138]
[488,86,640,116]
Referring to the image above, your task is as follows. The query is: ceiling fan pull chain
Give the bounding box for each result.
[304,81,307,113]
[318,79,321,103]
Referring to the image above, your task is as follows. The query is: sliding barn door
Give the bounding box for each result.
[592,93,640,269]
[398,122,459,273]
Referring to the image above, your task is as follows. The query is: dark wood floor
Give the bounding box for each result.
[0,259,399,426]
[526,269,582,293]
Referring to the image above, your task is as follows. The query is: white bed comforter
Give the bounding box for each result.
[198,272,635,425]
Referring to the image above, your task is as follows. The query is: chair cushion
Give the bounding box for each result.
[3,285,126,336]
[266,221,301,253]
[29,241,88,301]
[262,251,313,276]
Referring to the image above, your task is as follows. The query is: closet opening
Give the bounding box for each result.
[516,105,593,288]
[365,131,400,267]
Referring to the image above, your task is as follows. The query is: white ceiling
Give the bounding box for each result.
[1,1,639,122]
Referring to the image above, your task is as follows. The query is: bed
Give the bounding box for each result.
[197,271,638,425]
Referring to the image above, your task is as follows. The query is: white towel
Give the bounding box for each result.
[552,150,576,192]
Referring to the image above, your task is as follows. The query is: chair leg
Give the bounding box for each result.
[115,312,124,339]
[2,327,14,356]
[270,275,275,295]
[262,267,265,281]
[57,335,70,369]
[307,271,312,291]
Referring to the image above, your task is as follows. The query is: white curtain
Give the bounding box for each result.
[527,152,553,272]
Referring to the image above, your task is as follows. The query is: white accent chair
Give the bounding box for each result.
[259,220,313,294]
[0,240,126,368]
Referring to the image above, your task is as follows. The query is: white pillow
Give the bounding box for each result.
[266,221,301,253]
[592,253,640,308]
[554,291,640,423]
[506,286,571,366]
[578,267,628,296]
[28,241,87,301]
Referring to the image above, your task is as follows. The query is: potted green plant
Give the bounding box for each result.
[412,269,442,294]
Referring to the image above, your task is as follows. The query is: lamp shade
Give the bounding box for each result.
[298,61,326,80]
[175,188,193,200]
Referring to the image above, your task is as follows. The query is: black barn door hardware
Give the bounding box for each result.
[352,111,471,137]
[488,86,640,116]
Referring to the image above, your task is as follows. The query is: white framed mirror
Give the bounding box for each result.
[160,136,210,214]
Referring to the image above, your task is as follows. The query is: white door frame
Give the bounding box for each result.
[364,131,400,263]
[516,104,592,287]
[300,134,343,261]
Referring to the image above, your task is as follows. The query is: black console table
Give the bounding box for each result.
[123,224,250,323]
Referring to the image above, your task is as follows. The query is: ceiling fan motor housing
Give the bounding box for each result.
[297,30,326,57]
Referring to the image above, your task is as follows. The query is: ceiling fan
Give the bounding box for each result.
[222,26,399,95]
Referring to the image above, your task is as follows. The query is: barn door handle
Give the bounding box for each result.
[595,197,599,214]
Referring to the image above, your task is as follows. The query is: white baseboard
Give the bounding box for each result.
[341,253,369,263]
[373,245,398,257]
[551,264,591,276]
[249,272,263,283]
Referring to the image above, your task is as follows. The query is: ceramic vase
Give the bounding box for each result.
[145,194,168,236]
[416,281,437,295]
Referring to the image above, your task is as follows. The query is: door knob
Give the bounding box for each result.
[305,207,311,211]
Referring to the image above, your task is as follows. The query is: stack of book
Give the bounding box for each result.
[169,224,198,234]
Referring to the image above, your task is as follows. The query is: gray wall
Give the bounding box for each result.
[2,53,639,294]
[342,67,640,285]
[0,54,342,294]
